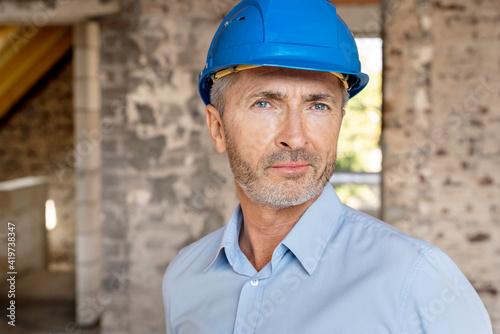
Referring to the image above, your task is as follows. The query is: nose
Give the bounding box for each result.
[275,109,308,151]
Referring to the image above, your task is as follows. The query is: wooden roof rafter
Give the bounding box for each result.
[0,26,73,119]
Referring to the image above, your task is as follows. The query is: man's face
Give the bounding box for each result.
[208,67,345,209]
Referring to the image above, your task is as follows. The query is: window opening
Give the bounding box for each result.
[332,37,382,218]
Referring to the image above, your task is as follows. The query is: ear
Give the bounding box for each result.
[206,104,227,153]
[342,108,346,118]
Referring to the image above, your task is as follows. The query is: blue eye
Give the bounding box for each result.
[313,103,328,110]
[255,101,271,108]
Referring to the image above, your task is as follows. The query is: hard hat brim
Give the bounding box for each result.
[199,59,369,106]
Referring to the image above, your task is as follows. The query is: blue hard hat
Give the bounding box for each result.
[198,0,369,105]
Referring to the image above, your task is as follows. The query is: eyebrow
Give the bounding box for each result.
[246,90,337,104]
[246,90,289,102]
[303,92,336,103]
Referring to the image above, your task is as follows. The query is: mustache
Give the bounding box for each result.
[263,149,321,167]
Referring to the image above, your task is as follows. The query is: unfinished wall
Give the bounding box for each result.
[382,0,500,330]
[98,0,240,332]
[0,55,75,270]
[0,177,48,277]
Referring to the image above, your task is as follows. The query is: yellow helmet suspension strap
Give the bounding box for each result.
[211,65,350,90]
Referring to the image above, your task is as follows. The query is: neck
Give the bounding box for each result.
[236,183,320,271]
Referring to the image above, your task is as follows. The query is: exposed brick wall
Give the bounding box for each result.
[382,0,500,330]
[99,1,240,332]
[0,54,75,270]
[94,0,500,332]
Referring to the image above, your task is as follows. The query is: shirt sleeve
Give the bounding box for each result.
[400,249,493,334]
[163,268,175,334]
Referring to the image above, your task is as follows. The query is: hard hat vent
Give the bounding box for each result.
[210,6,263,59]
[224,16,246,27]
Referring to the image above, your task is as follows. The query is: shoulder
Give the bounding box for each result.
[336,205,443,296]
[338,206,492,332]
[326,205,443,297]
[163,226,225,284]
[340,205,437,257]
[339,207,470,281]
[399,245,493,333]
[162,225,228,325]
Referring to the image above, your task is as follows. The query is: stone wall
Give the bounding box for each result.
[382,0,500,330]
[98,1,240,332]
[0,54,75,270]
[95,0,500,332]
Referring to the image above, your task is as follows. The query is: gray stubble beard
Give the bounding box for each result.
[225,131,336,209]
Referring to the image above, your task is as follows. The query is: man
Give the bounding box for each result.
[163,0,493,333]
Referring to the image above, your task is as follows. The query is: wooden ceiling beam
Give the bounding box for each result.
[0,26,73,119]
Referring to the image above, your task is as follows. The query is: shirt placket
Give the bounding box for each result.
[233,277,268,334]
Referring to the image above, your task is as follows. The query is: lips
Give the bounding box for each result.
[270,162,310,174]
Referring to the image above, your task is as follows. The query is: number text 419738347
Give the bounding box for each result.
[6,221,17,327]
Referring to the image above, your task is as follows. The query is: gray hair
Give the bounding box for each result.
[209,71,350,119]
[210,72,241,120]
[340,85,350,109]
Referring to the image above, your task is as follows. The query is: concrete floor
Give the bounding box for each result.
[0,270,100,333]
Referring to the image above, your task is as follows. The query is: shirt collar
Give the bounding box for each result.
[204,183,344,275]
[204,204,243,272]
[281,183,343,275]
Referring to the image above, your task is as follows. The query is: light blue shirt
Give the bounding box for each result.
[163,183,492,334]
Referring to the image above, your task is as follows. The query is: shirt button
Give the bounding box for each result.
[250,279,259,286]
